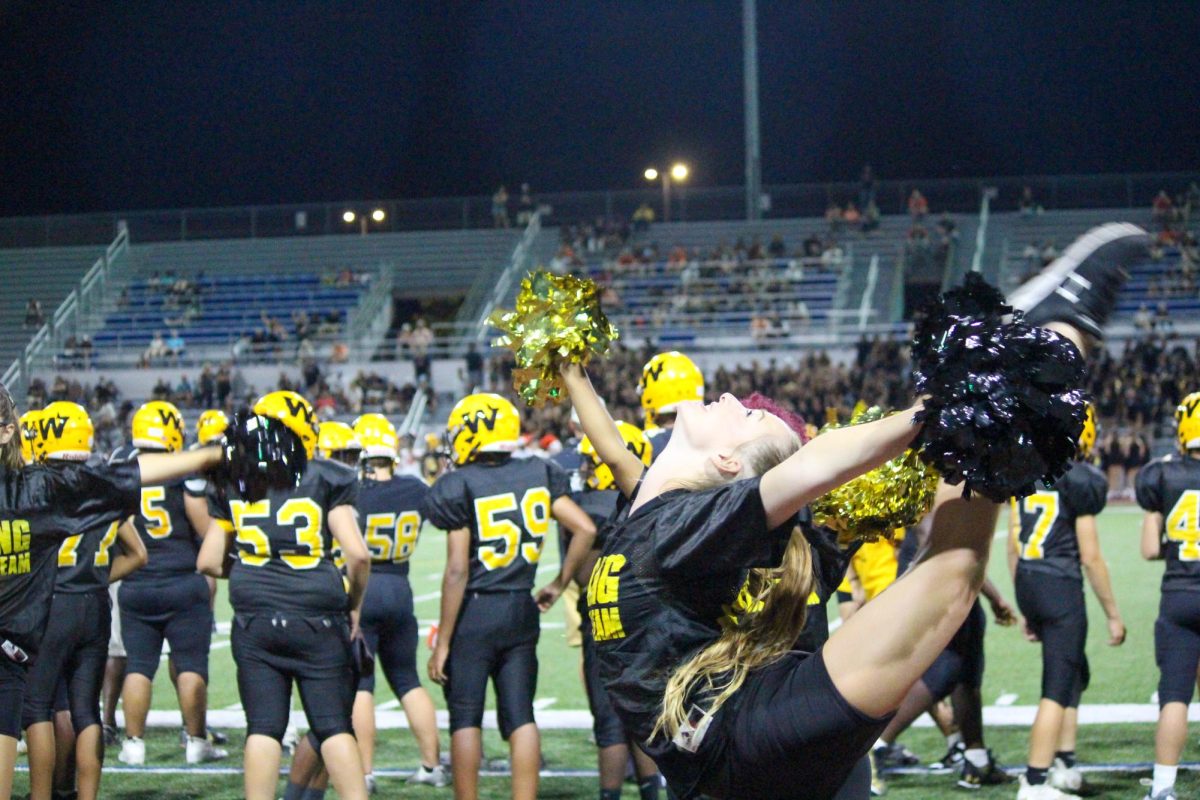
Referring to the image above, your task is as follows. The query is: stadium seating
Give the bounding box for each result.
[0,245,106,369]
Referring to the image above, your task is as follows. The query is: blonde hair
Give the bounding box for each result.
[0,383,21,473]
[654,431,813,742]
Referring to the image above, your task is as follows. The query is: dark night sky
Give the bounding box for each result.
[1,1,1198,216]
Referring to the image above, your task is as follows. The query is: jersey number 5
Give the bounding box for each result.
[1165,490,1200,561]
[230,498,324,570]
[1019,492,1060,560]
[474,488,550,571]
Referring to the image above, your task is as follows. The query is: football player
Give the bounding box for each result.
[577,422,662,800]
[349,413,444,788]
[0,379,238,800]
[424,392,596,800]
[114,401,225,766]
[20,402,147,800]
[638,352,704,459]
[1011,404,1123,800]
[558,219,1146,800]
[1136,391,1200,800]
[198,391,371,800]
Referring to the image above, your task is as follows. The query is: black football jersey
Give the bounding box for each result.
[646,427,672,464]
[423,456,570,592]
[0,460,140,654]
[1136,453,1200,592]
[357,474,428,577]
[55,518,122,594]
[210,458,359,615]
[1015,460,1108,580]
[589,477,792,794]
[110,447,201,582]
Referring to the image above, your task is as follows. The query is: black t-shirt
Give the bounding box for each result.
[112,447,201,582]
[793,509,849,653]
[1015,460,1107,581]
[591,478,792,783]
[210,458,358,615]
[357,474,428,577]
[1137,453,1200,593]
[0,460,140,654]
[423,456,570,592]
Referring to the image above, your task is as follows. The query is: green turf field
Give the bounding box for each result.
[45,501,1190,798]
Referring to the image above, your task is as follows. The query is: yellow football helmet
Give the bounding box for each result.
[1076,403,1097,459]
[38,402,94,461]
[578,420,653,491]
[1177,391,1200,451]
[19,409,43,465]
[196,409,229,446]
[638,351,704,425]
[253,391,320,460]
[132,400,185,453]
[317,421,362,460]
[353,413,398,459]
[446,393,520,465]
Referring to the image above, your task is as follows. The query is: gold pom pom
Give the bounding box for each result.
[489,270,619,407]
[810,407,941,544]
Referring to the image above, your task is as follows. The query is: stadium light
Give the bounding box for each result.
[371,208,386,223]
[342,210,357,224]
[670,163,689,181]
[644,167,659,181]
[643,161,692,222]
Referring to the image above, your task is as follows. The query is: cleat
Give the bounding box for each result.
[16,737,25,756]
[930,741,966,772]
[872,741,920,769]
[102,725,120,748]
[869,748,887,796]
[118,736,145,766]
[1008,222,1150,340]
[281,725,299,755]
[364,773,377,794]
[1047,757,1083,792]
[1016,774,1072,799]
[208,727,229,745]
[185,735,228,764]
[406,764,448,787]
[958,750,1012,790]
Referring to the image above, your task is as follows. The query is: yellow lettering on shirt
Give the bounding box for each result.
[0,520,32,574]
[587,554,626,641]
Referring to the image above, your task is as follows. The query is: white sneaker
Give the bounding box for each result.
[407,764,449,787]
[118,736,145,766]
[16,738,26,756]
[185,735,228,764]
[1016,774,1073,799]
[1047,758,1083,792]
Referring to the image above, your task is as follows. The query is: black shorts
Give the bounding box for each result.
[119,574,213,681]
[688,649,892,800]
[22,591,110,732]
[357,572,421,698]
[231,611,354,745]
[444,591,539,738]
[921,600,986,700]
[579,595,626,748]
[1016,569,1089,707]
[1155,590,1200,706]
[0,657,29,738]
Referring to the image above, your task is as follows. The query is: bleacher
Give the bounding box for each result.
[94,273,365,350]
[0,245,106,368]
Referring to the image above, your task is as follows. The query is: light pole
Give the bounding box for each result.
[644,163,690,222]
[342,207,388,236]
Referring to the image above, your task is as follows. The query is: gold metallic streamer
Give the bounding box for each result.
[489,270,619,406]
[810,406,941,544]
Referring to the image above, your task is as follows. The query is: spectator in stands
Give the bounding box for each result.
[144,331,168,365]
[803,233,823,258]
[198,365,216,408]
[1040,240,1059,267]
[175,374,194,406]
[858,164,877,211]
[1133,303,1153,334]
[862,199,881,233]
[632,202,655,233]
[842,202,862,229]
[78,335,93,370]
[1018,185,1041,215]
[516,183,536,226]
[24,298,44,329]
[410,318,434,356]
[216,366,232,408]
[768,234,787,259]
[907,188,928,219]
[463,342,484,393]
[166,329,186,362]
[151,377,171,401]
[750,312,770,347]
[492,185,510,228]
[824,202,844,234]
[1153,189,1174,230]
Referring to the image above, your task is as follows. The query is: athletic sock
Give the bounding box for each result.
[873,738,889,752]
[638,776,662,800]
[282,783,307,800]
[945,731,963,749]
[302,789,326,800]
[1025,766,1048,786]
[1152,764,1178,796]
[600,788,623,800]
[964,748,989,769]
[1055,750,1076,768]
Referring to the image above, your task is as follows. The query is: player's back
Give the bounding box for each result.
[214,457,358,615]
[112,446,198,582]
[424,455,569,593]
[357,474,428,577]
[1015,459,1108,580]
[1137,453,1200,591]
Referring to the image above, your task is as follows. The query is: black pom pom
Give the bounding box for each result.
[219,410,307,502]
[912,274,1088,502]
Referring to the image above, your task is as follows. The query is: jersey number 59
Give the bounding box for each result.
[473,488,550,571]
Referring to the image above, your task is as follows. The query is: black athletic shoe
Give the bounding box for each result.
[929,741,966,772]
[1008,222,1150,340]
[956,751,1013,790]
[102,724,120,748]
[872,741,921,769]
